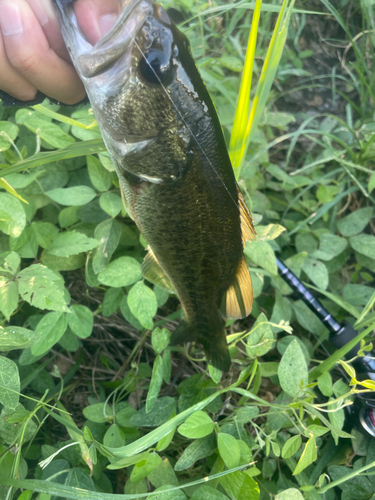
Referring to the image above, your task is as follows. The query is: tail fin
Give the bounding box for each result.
[170,320,231,372]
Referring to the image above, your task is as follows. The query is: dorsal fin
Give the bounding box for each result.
[141,247,176,293]
[222,255,253,319]
[237,183,256,246]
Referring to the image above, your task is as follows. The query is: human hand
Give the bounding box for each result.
[0,0,120,104]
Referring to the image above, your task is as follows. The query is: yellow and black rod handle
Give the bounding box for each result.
[276,257,375,437]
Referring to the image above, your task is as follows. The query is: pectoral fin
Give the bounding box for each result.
[237,184,256,246]
[222,255,253,319]
[141,247,176,293]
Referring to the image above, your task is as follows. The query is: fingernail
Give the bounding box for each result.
[29,0,50,27]
[99,13,118,36]
[0,2,23,36]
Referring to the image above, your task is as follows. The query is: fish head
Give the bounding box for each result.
[54,0,203,183]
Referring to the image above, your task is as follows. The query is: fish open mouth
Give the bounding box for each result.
[54,0,153,79]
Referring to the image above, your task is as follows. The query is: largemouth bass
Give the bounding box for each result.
[54,0,256,371]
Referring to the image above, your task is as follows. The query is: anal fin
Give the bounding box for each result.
[222,255,253,319]
[237,183,256,246]
[141,247,176,294]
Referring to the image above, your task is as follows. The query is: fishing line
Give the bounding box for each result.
[133,38,241,211]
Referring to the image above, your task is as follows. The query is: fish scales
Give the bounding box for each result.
[54,0,255,371]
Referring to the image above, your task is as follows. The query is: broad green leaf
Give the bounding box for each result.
[316,184,340,203]
[10,226,38,258]
[350,234,375,259]
[208,364,222,384]
[265,113,296,128]
[98,256,142,287]
[0,192,26,237]
[0,177,28,203]
[296,233,318,254]
[302,257,328,290]
[318,371,333,397]
[59,328,79,352]
[47,231,99,257]
[190,485,228,500]
[178,411,214,439]
[337,207,373,237]
[102,287,124,317]
[31,222,59,249]
[92,219,121,274]
[2,251,21,274]
[311,233,348,261]
[304,425,329,438]
[124,477,148,497]
[0,404,37,445]
[23,118,75,149]
[46,186,96,206]
[220,471,260,500]
[245,240,277,275]
[67,305,93,339]
[120,295,143,330]
[277,335,310,363]
[151,327,171,354]
[328,398,345,444]
[219,55,243,71]
[218,433,241,469]
[343,284,374,307]
[65,468,94,491]
[156,426,175,452]
[246,313,275,358]
[148,458,178,488]
[130,452,162,483]
[278,339,308,397]
[31,312,67,356]
[174,434,217,471]
[128,281,157,330]
[0,357,20,409]
[0,121,18,151]
[146,354,164,413]
[41,252,86,272]
[59,206,79,228]
[236,406,259,423]
[99,192,123,218]
[115,403,136,428]
[281,435,301,459]
[276,489,304,500]
[103,424,126,448]
[0,278,18,320]
[87,155,112,192]
[83,403,113,423]
[17,264,68,312]
[270,290,292,333]
[0,325,39,351]
[130,397,175,427]
[293,436,317,475]
[327,465,373,499]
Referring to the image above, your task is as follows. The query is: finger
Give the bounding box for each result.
[26,0,71,62]
[73,0,121,46]
[0,4,37,101]
[0,0,86,104]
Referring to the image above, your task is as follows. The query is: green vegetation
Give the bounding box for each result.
[0,0,375,499]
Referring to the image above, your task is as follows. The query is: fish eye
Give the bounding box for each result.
[138,49,171,85]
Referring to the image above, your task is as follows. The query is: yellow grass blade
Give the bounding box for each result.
[229,0,262,170]
[230,0,296,179]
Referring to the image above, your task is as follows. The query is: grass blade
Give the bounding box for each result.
[0,139,106,176]
[0,463,253,499]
